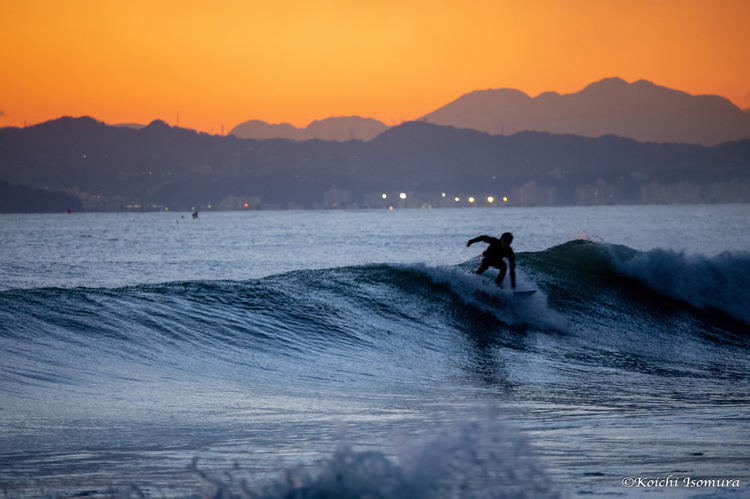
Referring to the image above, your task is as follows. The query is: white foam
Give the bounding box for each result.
[193,415,556,499]
[611,248,750,325]
[395,263,569,333]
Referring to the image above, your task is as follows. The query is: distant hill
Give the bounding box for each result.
[1,116,748,211]
[228,120,300,140]
[363,121,749,190]
[113,123,145,130]
[420,78,750,146]
[0,180,82,213]
[229,116,388,142]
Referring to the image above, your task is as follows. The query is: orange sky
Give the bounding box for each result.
[2,0,749,135]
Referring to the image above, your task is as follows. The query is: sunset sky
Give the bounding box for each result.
[2,0,749,135]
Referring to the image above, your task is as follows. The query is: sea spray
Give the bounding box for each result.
[185,415,556,499]
[395,262,569,333]
[610,248,750,325]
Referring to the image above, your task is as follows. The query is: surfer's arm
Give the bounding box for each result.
[467,235,496,247]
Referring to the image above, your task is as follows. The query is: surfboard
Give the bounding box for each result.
[475,289,536,307]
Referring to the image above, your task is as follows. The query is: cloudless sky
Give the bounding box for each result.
[2,0,749,135]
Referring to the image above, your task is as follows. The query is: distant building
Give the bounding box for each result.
[575,179,620,205]
[706,178,750,203]
[640,180,701,204]
[364,191,441,209]
[80,193,132,211]
[323,187,353,208]
[510,181,559,206]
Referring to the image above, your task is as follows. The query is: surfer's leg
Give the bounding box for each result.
[495,260,507,286]
[475,256,489,275]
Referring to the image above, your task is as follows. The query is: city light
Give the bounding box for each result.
[382,193,387,199]
[503,197,508,202]
[400,193,407,199]
[468,197,475,203]
[487,196,494,203]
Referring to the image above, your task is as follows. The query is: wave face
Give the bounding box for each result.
[3,241,748,409]
[1,247,739,366]
[611,246,750,325]
[524,239,750,324]
[2,241,749,497]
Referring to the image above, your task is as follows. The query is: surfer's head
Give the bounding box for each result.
[500,232,513,246]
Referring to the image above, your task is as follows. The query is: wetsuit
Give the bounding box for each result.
[467,235,516,288]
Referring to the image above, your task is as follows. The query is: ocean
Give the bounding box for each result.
[1,205,749,498]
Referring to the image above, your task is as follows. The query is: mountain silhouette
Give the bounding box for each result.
[0,180,82,213]
[113,123,145,130]
[420,78,750,146]
[229,116,388,142]
[228,120,300,140]
[1,116,748,212]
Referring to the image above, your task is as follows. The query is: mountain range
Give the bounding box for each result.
[229,116,388,141]
[2,77,750,212]
[422,78,750,146]
[1,115,748,212]
[227,78,750,146]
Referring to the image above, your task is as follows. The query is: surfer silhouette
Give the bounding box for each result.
[467,232,516,288]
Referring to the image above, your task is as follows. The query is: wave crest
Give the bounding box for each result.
[612,248,750,325]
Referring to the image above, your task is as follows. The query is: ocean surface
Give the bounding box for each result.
[1,205,749,498]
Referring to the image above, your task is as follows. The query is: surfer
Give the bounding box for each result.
[467,232,516,288]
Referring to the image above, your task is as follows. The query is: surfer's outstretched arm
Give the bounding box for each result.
[467,235,496,247]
